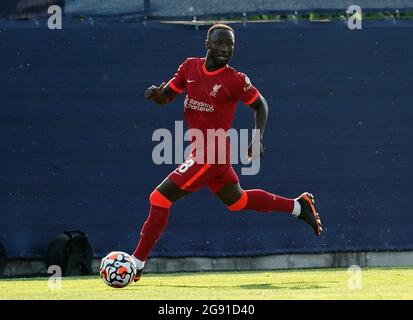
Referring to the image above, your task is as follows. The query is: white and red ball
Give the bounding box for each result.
[99,251,137,288]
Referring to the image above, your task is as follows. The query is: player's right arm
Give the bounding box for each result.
[145,59,188,105]
[145,82,179,105]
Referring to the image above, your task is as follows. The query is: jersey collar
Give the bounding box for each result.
[202,61,228,76]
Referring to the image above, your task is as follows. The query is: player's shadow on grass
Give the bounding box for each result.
[131,283,329,290]
[240,283,329,290]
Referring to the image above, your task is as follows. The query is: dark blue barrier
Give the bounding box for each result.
[3,1,413,19]
[1,20,412,259]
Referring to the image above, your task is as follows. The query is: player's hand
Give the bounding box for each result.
[247,140,264,162]
[145,82,166,100]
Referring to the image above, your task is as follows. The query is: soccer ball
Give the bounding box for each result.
[99,251,137,288]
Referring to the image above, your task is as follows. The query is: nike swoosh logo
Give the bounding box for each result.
[187,80,196,83]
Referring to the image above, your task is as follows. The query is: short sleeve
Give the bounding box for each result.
[167,59,187,94]
[232,72,260,105]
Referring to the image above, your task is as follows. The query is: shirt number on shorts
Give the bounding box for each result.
[178,159,195,174]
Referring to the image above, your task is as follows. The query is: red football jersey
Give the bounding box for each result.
[167,57,260,164]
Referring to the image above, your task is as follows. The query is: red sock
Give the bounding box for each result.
[133,205,170,261]
[244,189,294,213]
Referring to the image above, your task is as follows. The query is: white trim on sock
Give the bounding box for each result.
[132,255,145,270]
[292,200,301,217]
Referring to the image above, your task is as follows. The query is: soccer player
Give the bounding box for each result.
[131,24,322,281]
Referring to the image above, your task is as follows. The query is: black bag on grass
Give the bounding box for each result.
[46,230,93,276]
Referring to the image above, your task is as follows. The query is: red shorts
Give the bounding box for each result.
[168,158,239,193]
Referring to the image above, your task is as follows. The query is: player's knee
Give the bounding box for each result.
[149,189,172,208]
[227,191,248,211]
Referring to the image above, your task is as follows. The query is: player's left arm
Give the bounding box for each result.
[248,94,268,158]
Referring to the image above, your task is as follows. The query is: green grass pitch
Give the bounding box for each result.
[1,267,412,300]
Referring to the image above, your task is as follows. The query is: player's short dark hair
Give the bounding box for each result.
[207,23,235,40]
